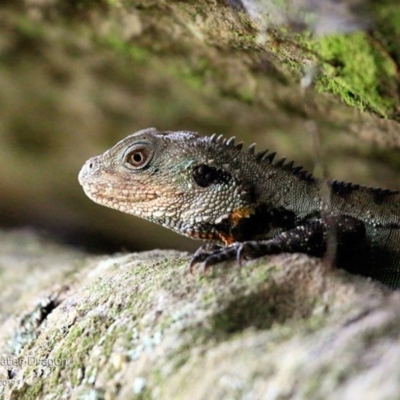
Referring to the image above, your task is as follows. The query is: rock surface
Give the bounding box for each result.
[1,230,399,399]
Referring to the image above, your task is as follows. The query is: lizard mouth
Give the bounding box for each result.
[80,181,158,205]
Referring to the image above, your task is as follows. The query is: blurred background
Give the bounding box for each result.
[0,0,399,254]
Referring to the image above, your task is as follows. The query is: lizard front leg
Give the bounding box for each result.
[190,215,366,272]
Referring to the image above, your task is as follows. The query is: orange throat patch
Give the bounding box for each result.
[185,207,255,245]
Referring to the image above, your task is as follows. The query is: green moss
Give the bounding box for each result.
[374,2,400,36]
[314,32,396,116]
[169,61,208,91]
[15,15,45,37]
[100,35,150,63]
[21,380,44,399]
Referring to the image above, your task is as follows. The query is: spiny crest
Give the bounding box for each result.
[252,142,315,182]
[209,133,244,150]
[371,187,399,205]
[371,187,399,196]
[331,180,400,195]
[255,149,269,161]
[208,132,315,182]
[275,157,286,167]
[210,132,259,156]
[247,143,256,155]
[295,169,314,182]
[331,180,399,204]
[255,149,276,164]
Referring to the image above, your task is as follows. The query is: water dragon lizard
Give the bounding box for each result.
[78,128,400,288]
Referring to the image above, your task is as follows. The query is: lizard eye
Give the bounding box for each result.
[125,146,151,169]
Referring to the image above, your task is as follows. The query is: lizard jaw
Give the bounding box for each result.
[78,157,158,207]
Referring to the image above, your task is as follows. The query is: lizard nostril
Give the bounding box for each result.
[88,162,93,169]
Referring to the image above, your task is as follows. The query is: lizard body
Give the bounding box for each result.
[78,128,400,288]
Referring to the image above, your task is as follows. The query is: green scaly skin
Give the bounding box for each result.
[79,128,400,289]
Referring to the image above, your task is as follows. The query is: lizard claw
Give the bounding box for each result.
[188,254,209,273]
[201,261,210,274]
[236,243,245,266]
[188,243,222,273]
[188,258,197,274]
[189,242,242,273]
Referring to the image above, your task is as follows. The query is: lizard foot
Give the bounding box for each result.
[188,243,223,273]
[189,240,282,274]
[189,242,255,273]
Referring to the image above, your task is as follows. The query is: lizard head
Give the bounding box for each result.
[78,127,255,244]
